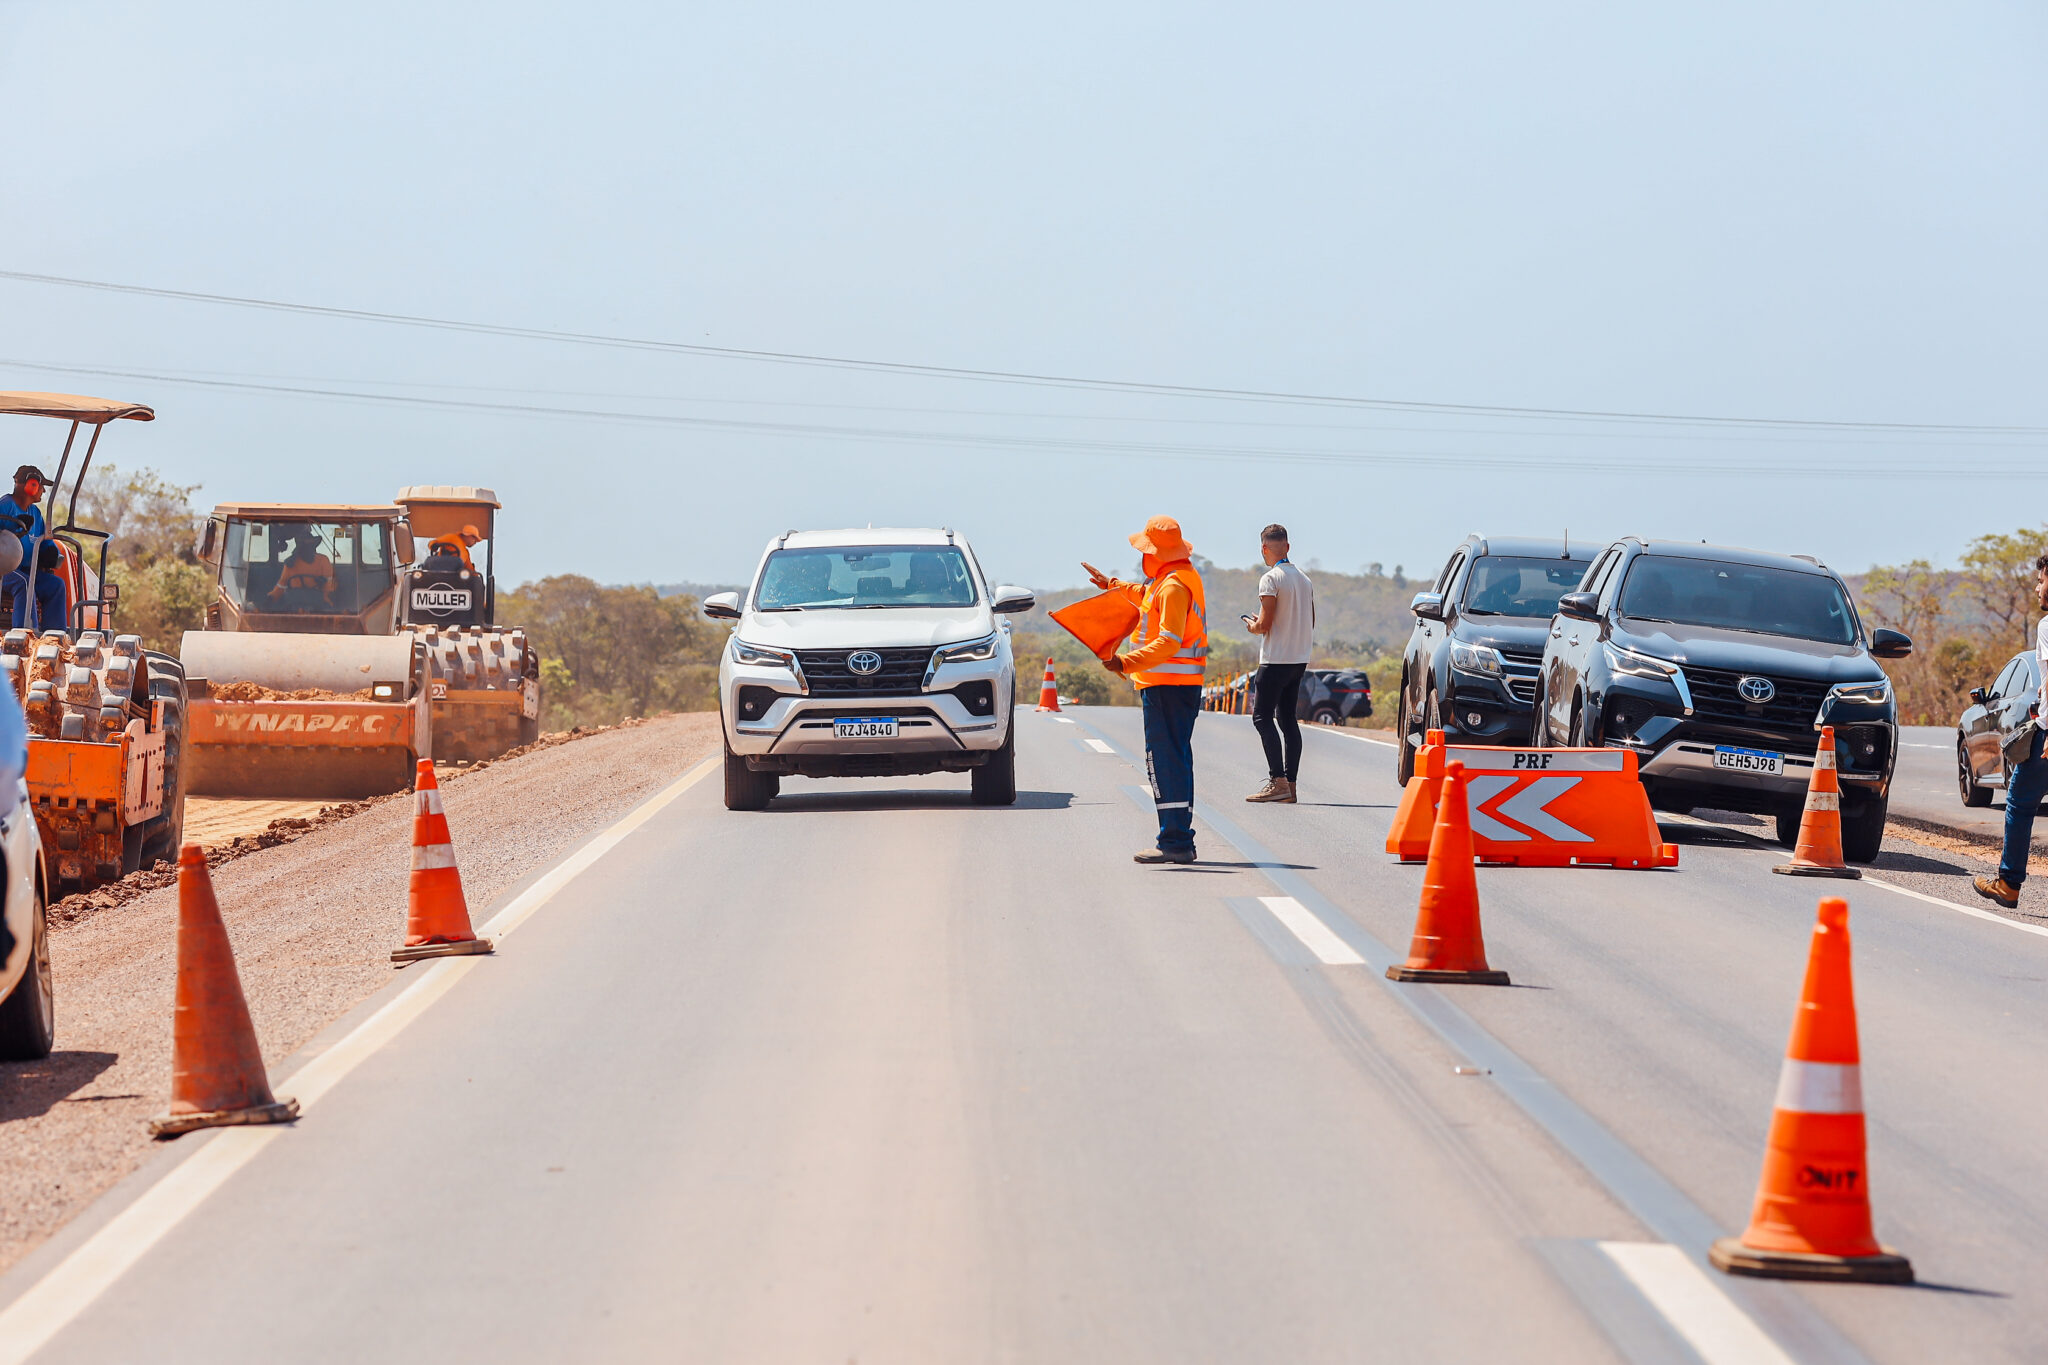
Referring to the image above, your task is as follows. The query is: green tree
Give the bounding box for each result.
[1959,526,2048,649]
[498,576,722,727]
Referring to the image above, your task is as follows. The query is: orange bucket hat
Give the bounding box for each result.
[1129,515,1192,562]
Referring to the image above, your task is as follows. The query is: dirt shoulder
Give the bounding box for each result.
[0,710,719,1275]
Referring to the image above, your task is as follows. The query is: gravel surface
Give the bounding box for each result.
[0,711,718,1274]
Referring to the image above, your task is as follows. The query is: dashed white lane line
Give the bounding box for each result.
[1050,717,1075,725]
[1083,737,1116,754]
[1258,895,1366,965]
[1597,1242,1797,1365]
[0,757,720,1365]
[1864,875,2048,941]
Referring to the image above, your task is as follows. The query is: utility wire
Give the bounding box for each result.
[5,357,2038,481]
[4,268,2041,436]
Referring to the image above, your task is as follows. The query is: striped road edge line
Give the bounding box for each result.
[1598,1243,1798,1365]
[1863,874,2048,942]
[0,755,719,1365]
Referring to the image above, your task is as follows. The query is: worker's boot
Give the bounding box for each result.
[1133,847,1196,865]
[1973,875,2021,909]
[1246,777,1296,804]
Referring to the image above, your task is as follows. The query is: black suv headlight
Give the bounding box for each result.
[1825,680,1891,707]
[1449,641,1502,676]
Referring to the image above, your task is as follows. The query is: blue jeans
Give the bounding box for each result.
[2001,726,2048,886]
[1141,684,1201,854]
[4,570,66,633]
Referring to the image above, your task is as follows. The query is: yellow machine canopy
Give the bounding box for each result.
[395,485,498,543]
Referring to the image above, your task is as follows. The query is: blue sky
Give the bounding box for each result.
[2,1,2042,590]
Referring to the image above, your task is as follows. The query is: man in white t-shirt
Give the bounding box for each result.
[1245,523,1314,803]
[1977,553,2048,909]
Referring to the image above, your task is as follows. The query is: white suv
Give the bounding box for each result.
[705,529,1035,810]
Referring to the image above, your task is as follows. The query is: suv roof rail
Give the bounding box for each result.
[943,527,955,543]
[777,528,798,547]
[1792,554,1821,566]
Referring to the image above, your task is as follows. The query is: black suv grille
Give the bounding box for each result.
[796,646,931,695]
[1683,665,1829,731]
[1499,649,1543,704]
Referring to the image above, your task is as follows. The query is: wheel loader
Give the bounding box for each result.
[180,486,537,798]
[0,394,190,892]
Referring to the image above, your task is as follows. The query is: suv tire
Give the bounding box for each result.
[1311,705,1340,727]
[0,877,53,1060]
[1775,809,1802,848]
[1842,794,1886,865]
[1959,739,1992,808]
[1395,681,1417,785]
[970,722,1017,806]
[723,740,779,811]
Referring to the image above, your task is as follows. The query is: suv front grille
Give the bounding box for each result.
[1499,649,1542,705]
[795,646,931,695]
[1683,665,1830,731]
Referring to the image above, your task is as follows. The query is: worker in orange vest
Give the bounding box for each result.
[1082,515,1209,864]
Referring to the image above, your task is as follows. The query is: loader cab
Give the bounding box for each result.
[394,486,499,630]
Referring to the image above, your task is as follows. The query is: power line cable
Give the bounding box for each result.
[3,268,2041,436]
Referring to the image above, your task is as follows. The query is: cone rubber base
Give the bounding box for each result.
[391,937,495,964]
[1385,965,1511,986]
[149,1097,299,1138]
[1771,863,1862,879]
[1709,1237,1913,1284]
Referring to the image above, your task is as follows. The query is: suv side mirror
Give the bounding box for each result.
[702,591,742,621]
[1969,686,1989,705]
[991,585,1035,614]
[1869,628,1913,659]
[1557,591,1600,621]
[1410,592,1445,622]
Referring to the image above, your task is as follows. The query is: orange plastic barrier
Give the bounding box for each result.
[1049,591,1142,661]
[1386,731,1677,869]
[1710,897,1912,1282]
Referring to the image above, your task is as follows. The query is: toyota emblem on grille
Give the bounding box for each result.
[847,650,884,676]
[1737,675,1776,704]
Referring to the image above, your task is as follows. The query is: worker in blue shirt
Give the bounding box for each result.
[0,465,66,632]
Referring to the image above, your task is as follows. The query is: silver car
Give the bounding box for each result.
[705,528,1034,810]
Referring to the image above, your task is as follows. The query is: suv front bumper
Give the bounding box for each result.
[720,655,1013,778]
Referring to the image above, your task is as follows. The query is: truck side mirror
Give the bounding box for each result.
[991,585,1035,614]
[1557,591,1600,621]
[702,591,742,621]
[1869,627,1913,659]
[1410,592,1445,622]
[1969,686,1989,705]
[393,525,416,566]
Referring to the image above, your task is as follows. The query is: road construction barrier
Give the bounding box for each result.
[392,760,494,964]
[1773,725,1858,880]
[1033,657,1061,712]
[1387,730,1678,868]
[150,845,299,1137]
[1387,760,1510,985]
[1710,897,1912,1283]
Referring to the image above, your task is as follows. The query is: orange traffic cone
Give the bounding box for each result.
[1034,657,1061,712]
[1711,897,1912,1282]
[1773,726,1860,880]
[149,846,299,1137]
[1387,761,1511,985]
[392,761,494,964]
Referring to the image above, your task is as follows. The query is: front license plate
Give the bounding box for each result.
[1713,744,1783,776]
[833,718,897,739]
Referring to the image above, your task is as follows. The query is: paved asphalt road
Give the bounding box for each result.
[1890,724,2036,841]
[4,709,2045,1363]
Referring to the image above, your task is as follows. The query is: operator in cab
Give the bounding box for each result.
[0,465,66,632]
[1083,515,1209,865]
[426,525,482,573]
[268,526,337,612]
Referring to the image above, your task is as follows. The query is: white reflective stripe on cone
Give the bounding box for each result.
[411,843,458,871]
[1805,791,1840,811]
[415,788,445,815]
[1815,749,1836,769]
[1773,1059,1863,1114]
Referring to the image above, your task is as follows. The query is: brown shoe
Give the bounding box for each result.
[1246,777,1295,803]
[1974,875,2021,909]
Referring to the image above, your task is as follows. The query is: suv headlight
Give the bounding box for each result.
[1449,641,1502,676]
[1605,644,1677,678]
[934,632,1000,664]
[731,639,795,669]
[1827,679,1891,706]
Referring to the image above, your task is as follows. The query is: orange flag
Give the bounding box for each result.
[1049,591,1143,661]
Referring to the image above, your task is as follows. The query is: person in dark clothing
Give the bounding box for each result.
[1245,523,1314,803]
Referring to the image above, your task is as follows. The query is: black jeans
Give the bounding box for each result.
[1252,662,1306,781]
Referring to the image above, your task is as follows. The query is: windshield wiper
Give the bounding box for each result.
[757,605,805,612]
[1462,607,1502,616]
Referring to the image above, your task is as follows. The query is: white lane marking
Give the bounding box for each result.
[0,756,718,1364]
[1051,717,1075,725]
[1083,737,1115,754]
[1258,895,1366,965]
[1596,1242,1797,1365]
[1863,875,2048,941]
[1325,729,1397,748]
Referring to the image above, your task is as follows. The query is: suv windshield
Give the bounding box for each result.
[1462,556,1590,618]
[755,546,977,609]
[1617,556,1856,645]
[221,519,394,616]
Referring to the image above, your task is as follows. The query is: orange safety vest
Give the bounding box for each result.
[1125,562,1208,687]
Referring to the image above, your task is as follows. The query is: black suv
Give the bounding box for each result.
[1396,535,1597,782]
[1302,668,1373,725]
[1532,539,1910,861]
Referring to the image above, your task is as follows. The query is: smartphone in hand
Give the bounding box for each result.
[1241,614,1257,629]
